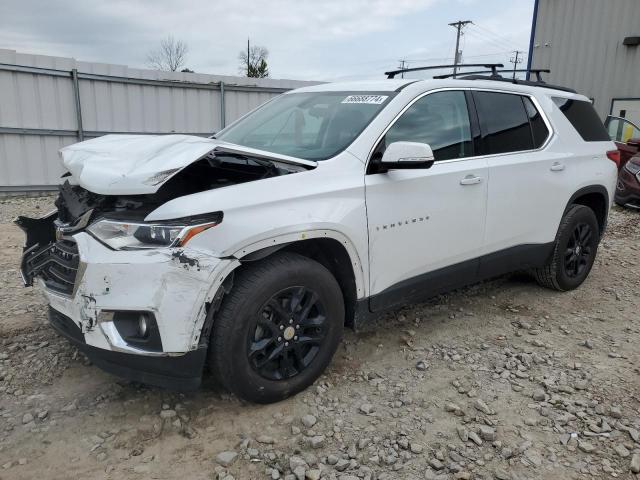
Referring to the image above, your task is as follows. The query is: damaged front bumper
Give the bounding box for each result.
[17,212,238,390]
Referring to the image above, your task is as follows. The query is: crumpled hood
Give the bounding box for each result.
[60,134,316,195]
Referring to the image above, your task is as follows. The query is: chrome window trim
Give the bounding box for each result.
[366,86,555,169]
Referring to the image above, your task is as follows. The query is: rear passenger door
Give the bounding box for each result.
[472,90,561,261]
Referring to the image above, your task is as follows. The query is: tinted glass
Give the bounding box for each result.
[473,91,533,154]
[217,92,393,160]
[523,97,550,148]
[552,97,610,141]
[382,91,472,161]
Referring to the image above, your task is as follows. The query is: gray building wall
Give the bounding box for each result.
[529,0,640,122]
[0,49,319,193]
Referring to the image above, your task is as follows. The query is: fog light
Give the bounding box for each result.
[138,313,149,338]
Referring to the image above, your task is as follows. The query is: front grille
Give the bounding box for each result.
[24,239,80,295]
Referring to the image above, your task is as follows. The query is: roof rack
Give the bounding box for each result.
[432,68,577,93]
[433,68,549,81]
[385,63,503,79]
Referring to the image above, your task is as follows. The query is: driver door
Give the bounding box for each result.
[365,90,488,311]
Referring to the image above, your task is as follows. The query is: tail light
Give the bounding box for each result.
[606,149,621,168]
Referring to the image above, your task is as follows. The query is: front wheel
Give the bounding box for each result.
[534,204,600,291]
[209,252,344,403]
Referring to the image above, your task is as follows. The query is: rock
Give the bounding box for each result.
[335,459,350,472]
[631,454,640,474]
[609,406,622,419]
[359,403,375,415]
[289,456,307,471]
[410,443,423,454]
[308,435,326,449]
[522,449,542,467]
[468,431,483,446]
[474,399,493,415]
[301,415,317,428]
[293,466,306,480]
[160,409,177,419]
[305,470,321,480]
[429,458,445,470]
[256,435,276,444]
[479,426,496,441]
[457,426,468,442]
[578,441,596,453]
[216,451,238,467]
[614,444,630,458]
[22,413,34,424]
[416,360,429,371]
[532,389,546,401]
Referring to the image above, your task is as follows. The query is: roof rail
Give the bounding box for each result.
[384,63,503,79]
[432,68,576,93]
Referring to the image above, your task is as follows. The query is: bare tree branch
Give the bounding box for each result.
[239,45,269,78]
[146,36,189,72]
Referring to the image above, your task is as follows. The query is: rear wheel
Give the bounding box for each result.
[534,204,600,291]
[209,252,344,403]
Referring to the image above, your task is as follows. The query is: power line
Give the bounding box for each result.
[448,20,472,77]
[472,22,528,50]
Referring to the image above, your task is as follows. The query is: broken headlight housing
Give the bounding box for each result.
[87,213,222,250]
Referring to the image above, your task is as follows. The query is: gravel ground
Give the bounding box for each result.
[0,196,639,480]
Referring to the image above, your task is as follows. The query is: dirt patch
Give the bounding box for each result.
[0,197,639,480]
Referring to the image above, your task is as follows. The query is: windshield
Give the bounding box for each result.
[216,91,395,160]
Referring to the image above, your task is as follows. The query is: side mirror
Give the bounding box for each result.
[380,141,435,170]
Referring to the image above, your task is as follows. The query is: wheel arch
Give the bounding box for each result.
[564,185,610,236]
[201,230,365,337]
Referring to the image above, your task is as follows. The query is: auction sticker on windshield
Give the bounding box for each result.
[341,95,388,104]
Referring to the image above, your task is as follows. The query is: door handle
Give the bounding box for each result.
[550,162,565,172]
[460,175,483,185]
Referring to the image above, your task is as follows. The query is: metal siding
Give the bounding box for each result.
[531,0,640,118]
[0,49,318,192]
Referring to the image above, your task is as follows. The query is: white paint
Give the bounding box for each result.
[36,77,617,360]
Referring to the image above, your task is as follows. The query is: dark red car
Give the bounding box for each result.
[605,116,640,209]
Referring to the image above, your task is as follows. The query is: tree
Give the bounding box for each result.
[146,35,189,72]
[239,41,269,78]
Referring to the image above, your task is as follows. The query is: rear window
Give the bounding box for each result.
[473,91,534,154]
[552,97,610,141]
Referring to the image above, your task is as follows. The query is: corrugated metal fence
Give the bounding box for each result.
[0,49,318,193]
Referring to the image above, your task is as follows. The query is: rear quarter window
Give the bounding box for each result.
[552,97,610,141]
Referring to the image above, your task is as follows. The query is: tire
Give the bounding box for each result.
[209,252,344,403]
[534,204,600,291]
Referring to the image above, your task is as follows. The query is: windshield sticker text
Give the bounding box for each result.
[341,95,388,105]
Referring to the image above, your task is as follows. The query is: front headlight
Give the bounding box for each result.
[87,213,222,250]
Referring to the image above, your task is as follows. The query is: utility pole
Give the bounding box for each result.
[448,20,472,77]
[247,38,250,76]
[398,59,407,79]
[510,50,524,79]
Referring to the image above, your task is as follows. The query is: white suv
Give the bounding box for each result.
[17,75,618,403]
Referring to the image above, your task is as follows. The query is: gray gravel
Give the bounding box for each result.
[0,197,639,479]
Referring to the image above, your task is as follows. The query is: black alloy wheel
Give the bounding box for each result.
[563,222,593,278]
[209,252,344,403]
[248,286,327,380]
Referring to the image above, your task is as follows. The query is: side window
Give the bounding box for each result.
[523,97,550,148]
[379,91,473,161]
[473,91,534,154]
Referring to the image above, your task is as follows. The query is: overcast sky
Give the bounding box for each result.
[0,0,534,81]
